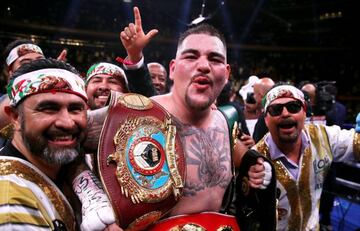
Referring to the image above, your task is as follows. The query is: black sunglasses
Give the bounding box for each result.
[266,100,303,116]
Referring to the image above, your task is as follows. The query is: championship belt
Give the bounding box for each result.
[235,149,277,231]
[98,93,186,230]
[148,212,240,231]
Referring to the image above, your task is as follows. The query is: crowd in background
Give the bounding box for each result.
[1,38,358,123]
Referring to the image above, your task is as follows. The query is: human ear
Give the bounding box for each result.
[169,59,176,81]
[4,106,20,130]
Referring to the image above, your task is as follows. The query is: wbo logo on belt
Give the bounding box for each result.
[98,93,186,230]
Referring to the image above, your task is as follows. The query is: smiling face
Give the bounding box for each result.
[86,74,127,109]
[265,97,306,145]
[169,33,230,111]
[12,92,87,166]
[148,64,167,94]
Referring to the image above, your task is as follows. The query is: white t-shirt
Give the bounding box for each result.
[246,119,258,137]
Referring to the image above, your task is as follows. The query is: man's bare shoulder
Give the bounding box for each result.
[151,93,171,104]
[213,109,228,126]
[151,93,174,111]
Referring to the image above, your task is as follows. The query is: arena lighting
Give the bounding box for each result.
[189,0,225,26]
[190,15,207,25]
[189,0,209,26]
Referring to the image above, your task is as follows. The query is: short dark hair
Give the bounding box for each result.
[297,80,315,90]
[178,23,227,50]
[11,58,80,81]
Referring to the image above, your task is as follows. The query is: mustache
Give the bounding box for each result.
[278,118,297,125]
[192,73,210,79]
[94,89,110,97]
[47,127,82,136]
[191,73,212,84]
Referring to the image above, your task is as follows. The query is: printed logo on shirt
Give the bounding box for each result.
[313,155,331,174]
[313,155,331,190]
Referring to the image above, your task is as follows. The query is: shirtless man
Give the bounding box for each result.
[120,7,270,216]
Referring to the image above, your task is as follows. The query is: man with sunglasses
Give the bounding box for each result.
[253,84,360,231]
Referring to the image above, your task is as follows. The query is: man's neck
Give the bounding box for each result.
[178,107,213,128]
[244,109,259,120]
[277,139,302,164]
[166,93,213,127]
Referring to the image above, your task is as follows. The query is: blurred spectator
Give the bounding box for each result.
[239,76,260,137]
[217,81,250,135]
[325,84,347,127]
[147,62,168,94]
[252,77,275,142]
[85,62,129,110]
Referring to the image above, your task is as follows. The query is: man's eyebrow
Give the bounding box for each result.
[68,102,87,110]
[35,100,59,108]
[92,76,102,79]
[19,58,32,63]
[35,100,85,109]
[108,76,122,80]
[180,48,225,60]
[208,52,226,60]
[180,49,199,55]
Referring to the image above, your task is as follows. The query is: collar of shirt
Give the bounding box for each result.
[264,130,310,179]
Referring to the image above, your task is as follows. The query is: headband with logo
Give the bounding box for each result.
[7,68,87,106]
[263,85,305,112]
[86,62,128,86]
[6,44,44,67]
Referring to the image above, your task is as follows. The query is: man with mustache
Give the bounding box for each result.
[85,62,129,110]
[253,84,360,230]
[0,58,120,230]
[1,39,67,147]
[150,23,240,216]
[116,7,272,229]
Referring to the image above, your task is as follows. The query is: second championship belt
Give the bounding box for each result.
[98,93,186,230]
[235,149,277,231]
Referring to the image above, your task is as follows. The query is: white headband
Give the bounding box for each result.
[8,68,87,106]
[86,62,128,86]
[6,44,44,67]
[263,85,305,112]
[239,75,259,101]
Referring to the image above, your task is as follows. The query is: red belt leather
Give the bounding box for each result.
[97,93,186,230]
[149,212,240,231]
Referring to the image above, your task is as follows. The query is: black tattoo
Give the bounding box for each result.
[174,117,232,197]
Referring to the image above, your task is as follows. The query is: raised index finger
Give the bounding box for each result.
[133,6,142,31]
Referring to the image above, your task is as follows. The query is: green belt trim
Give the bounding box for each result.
[218,105,239,214]
[218,105,239,150]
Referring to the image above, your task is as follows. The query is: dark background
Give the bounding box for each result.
[0,0,359,122]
